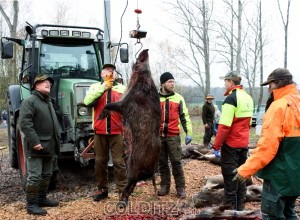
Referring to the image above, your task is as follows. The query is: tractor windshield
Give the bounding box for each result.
[40,42,100,80]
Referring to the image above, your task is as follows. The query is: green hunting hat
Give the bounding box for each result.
[102,64,116,70]
[261,68,293,86]
[31,74,54,90]
[220,71,241,81]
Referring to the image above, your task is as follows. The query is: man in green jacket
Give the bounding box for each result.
[19,74,61,215]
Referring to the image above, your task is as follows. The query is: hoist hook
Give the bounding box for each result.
[134,40,143,59]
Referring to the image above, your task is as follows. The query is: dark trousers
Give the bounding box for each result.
[94,134,127,192]
[159,136,185,188]
[220,144,248,210]
[203,121,214,144]
[26,157,53,203]
[26,157,53,190]
[261,180,298,220]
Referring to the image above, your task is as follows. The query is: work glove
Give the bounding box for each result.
[213,149,221,158]
[102,73,114,90]
[232,169,246,183]
[185,136,192,145]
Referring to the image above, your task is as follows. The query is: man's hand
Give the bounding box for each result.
[33,144,43,151]
[232,169,247,182]
[213,149,221,158]
[185,136,192,145]
[102,80,113,90]
[102,72,114,90]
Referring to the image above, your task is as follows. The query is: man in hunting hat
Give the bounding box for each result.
[234,68,300,218]
[202,94,215,148]
[19,74,61,215]
[212,71,254,211]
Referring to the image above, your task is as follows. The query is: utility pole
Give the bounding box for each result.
[103,0,111,64]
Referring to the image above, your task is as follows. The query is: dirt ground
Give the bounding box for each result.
[0,124,298,220]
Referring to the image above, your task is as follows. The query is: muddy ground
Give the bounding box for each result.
[0,124,299,220]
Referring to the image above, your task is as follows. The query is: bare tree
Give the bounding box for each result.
[257,0,264,106]
[241,0,267,100]
[0,14,5,76]
[165,0,213,98]
[52,0,70,25]
[215,0,244,73]
[277,0,291,68]
[0,0,19,83]
[236,0,242,74]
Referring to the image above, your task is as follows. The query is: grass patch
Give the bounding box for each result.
[181,115,258,146]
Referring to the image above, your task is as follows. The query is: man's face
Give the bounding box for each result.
[206,99,213,103]
[162,79,175,93]
[224,79,234,90]
[268,81,278,92]
[35,80,52,94]
[101,67,116,80]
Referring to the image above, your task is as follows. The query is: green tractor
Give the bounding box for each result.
[1,24,128,186]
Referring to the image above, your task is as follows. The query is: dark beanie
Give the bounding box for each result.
[160,72,174,84]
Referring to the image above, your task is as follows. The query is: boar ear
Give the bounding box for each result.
[194,199,208,208]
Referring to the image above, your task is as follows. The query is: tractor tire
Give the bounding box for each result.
[7,85,21,169]
[7,110,18,168]
[16,120,27,190]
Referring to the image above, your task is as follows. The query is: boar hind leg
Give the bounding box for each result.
[152,176,157,196]
[118,178,138,208]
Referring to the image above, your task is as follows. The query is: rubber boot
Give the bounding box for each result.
[236,199,245,211]
[38,192,59,207]
[26,189,47,215]
[176,187,186,198]
[157,185,170,196]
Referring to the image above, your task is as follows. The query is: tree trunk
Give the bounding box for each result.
[0,0,19,84]
[236,0,242,73]
[258,0,264,106]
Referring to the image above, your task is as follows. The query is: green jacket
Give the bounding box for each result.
[19,90,61,157]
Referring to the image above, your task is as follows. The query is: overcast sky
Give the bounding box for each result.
[20,0,300,87]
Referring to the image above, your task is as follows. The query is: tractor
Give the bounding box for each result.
[1,24,128,187]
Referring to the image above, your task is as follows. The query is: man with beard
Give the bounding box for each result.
[157,72,193,198]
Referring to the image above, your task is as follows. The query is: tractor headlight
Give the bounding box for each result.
[78,107,88,116]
